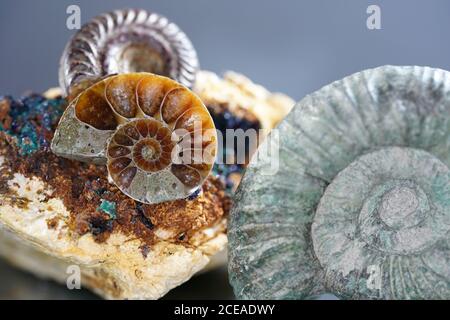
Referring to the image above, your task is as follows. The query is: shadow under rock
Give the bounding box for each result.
[0,258,338,300]
[0,258,233,300]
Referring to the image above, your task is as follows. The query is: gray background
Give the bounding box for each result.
[1,0,450,100]
[0,0,448,299]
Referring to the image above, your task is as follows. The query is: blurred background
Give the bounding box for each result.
[2,0,450,100]
[0,0,449,299]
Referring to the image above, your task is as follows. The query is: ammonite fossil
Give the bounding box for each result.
[228,66,450,300]
[51,72,217,204]
[59,8,199,98]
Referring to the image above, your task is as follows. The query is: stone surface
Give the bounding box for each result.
[228,66,450,300]
[313,147,450,299]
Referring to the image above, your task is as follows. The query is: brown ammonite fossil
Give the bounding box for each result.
[51,72,217,204]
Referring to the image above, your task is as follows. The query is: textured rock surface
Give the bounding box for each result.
[229,66,450,300]
[0,68,293,299]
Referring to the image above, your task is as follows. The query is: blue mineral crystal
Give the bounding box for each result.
[97,199,117,220]
[0,94,66,155]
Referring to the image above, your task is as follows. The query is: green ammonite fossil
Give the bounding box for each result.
[228,66,450,300]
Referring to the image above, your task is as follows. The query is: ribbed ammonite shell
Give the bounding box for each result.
[51,72,217,204]
[229,66,450,300]
[59,8,198,98]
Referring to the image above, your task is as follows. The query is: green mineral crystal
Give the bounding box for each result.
[97,199,117,220]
